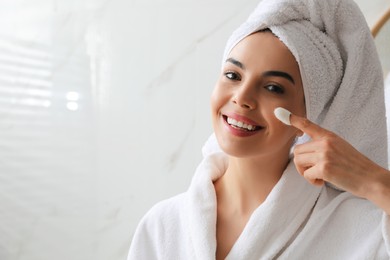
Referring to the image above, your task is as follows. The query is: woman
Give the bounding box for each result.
[128,0,390,259]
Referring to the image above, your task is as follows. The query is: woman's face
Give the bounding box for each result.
[211,31,306,159]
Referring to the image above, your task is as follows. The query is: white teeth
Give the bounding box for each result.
[227,117,256,131]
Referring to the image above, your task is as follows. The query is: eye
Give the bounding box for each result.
[224,71,241,81]
[265,84,284,94]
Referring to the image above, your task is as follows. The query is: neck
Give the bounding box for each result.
[214,150,290,215]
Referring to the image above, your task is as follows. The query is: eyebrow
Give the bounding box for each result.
[226,57,245,69]
[225,57,295,85]
[262,71,295,85]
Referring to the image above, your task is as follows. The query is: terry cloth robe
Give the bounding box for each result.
[128,151,390,259]
[129,0,390,258]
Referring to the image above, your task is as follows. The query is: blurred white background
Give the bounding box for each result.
[0,0,389,259]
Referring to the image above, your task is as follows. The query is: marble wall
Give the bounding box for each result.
[0,0,389,259]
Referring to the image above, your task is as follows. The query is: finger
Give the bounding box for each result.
[310,178,325,186]
[294,160,311,177]
[293,152,320,175]
[302,165,325,186]
[293,140,325,155]
[294,152,319,168]
[289,113,330,139]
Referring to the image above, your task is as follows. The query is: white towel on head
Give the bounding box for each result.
[207,0,388,169]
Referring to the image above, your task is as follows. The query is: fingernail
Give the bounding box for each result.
[274,107,291,125]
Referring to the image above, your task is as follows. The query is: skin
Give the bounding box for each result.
[211,31,305,260]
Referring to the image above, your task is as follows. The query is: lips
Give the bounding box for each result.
[222,113,263,135]
[226,116,258,131]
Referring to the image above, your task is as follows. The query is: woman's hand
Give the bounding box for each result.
[290,113,390,215]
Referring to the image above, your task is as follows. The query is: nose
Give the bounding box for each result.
[232,83,257,110]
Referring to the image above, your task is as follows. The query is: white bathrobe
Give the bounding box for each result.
[128,152,390,259]
[129,0,390,258]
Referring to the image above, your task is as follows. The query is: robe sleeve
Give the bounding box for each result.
[382,212,390,255]
[127,194,188,260]
[127,211,161,260]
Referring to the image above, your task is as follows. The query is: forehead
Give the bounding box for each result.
[227,31,300,75]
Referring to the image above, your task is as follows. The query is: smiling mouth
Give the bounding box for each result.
[223,115,263,132]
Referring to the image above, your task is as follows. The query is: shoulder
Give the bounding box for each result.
[135,192,188,237]
[322,185,379,209]
[147,192,186,218]
[317,186,383,224]
[128,192,189,259]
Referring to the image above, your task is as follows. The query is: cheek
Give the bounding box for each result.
[210,93,219,122]
[210,88,218,109]
[210,87,223,126]
[210,84,227,113]
[268,115,298,139]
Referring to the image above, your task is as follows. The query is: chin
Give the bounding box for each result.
[218,140,258,158]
